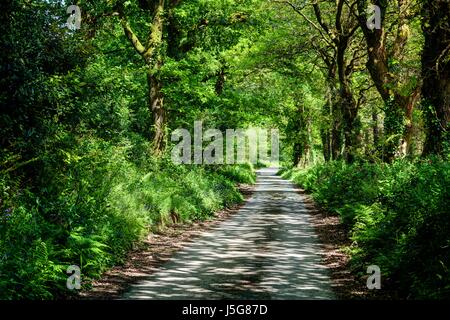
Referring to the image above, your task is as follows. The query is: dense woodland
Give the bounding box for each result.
[0,0,449,299]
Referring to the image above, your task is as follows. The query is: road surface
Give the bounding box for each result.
[123,167,335,299]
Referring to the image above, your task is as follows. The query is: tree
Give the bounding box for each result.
[113,0,179,154]
[355,0,421,161]
[275,0,364,162]
[421,0,450,156]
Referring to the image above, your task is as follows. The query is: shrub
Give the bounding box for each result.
[217,163,256,184]
[0,137,254,299]
[285,158,450,299]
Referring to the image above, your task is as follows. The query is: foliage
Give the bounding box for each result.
[0,0,448,301]
[0,136,253,298]
[0,0,258,299]
[284,159,450,299]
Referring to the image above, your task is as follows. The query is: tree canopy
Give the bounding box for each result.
[0,0,448,299]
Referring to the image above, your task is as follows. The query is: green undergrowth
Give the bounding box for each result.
[0,135,255,299]
[282,158,449,299]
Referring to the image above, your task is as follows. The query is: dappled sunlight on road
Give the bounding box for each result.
[123,168,335,300]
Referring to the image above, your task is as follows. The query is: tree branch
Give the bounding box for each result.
[335,0,344,33]
[273,0,334,47]
[312,3,330,35]
[118,10,146,56]
[121,20,146,55]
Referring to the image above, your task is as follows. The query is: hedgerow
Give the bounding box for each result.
[283,159,450,299]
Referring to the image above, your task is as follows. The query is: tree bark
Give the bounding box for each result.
[148,70,165,155]
[336,37,360,162]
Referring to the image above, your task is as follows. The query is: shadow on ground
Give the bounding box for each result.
[123,168,335,300]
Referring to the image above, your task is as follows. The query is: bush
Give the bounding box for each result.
[216,163,256,185]
[284,158,450,299]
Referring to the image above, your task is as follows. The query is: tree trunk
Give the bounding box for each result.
[421,0,450,156]
[119,0,167,155]
[357,0,419,162]
[331,108,344,160]
[292,104,310,167]
[342,93,360,162]
[146,0,166,154]
[215,65,227,96]
[321,128,331,162]
[326,73,344,160]
[337,39,360,162]
[148,70,165,154]
[320,83,334,162]
[293,142,302,167]
[372,109,379,146]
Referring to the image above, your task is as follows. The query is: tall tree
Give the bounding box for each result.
[276,0,364,161]
[355,0,421,161]
[114,0,178,154]
[421,0,450,156]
